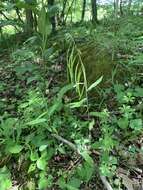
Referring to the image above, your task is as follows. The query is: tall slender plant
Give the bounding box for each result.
[66,34,103,113]
[37,2,52,59]
[66,34,88,100]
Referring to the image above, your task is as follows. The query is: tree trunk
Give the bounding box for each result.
[120,0,123,16]
[64,0,75,24]
[128,0,132,14]
[15,7,24,24]
[25,9,34,34]
[25,0,34,34]
[33,12,37,32]
[61,0,68,25]
[81,0,86,22]
[0,27,3,39]
[48,0,56,33]
[114,0,119,17]
[91,0,98,23]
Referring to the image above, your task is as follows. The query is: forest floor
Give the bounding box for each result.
[0,18,143,189]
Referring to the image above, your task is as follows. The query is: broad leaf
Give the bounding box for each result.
[7,144,23,154]
[37,157,47,170]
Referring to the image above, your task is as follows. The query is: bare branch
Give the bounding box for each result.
[100,175,113,190]
[52,133,113,190]
[52,133,77,152]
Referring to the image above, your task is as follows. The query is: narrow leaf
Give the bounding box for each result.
[87,76,103,92]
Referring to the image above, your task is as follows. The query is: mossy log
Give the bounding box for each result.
[78,42,127,88]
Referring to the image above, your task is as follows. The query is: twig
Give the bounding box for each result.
[15,8,24,24]
[52,133,113,190]
[67,157,81,171]
[64,0,75,23]
[100,175,113,190]
[0,11,9,20]
[52,134,77,152]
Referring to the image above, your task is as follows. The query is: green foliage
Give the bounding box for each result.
[66,33,103,118]
[66,33,88,100]
[0,166,12,190]
[91,83,143,177]
[0,80,86,188]
[76,162,94,182]
[11,47,35,63]
[0,1,143,189]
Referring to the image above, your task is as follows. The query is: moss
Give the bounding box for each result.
[79,43,126,88]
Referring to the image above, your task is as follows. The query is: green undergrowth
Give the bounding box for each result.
[0,15,143,190]
[0,54,143,190]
